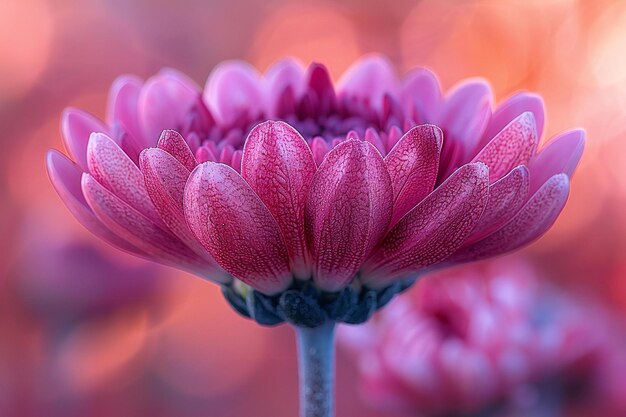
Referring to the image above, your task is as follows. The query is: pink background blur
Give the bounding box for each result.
[1,0,625,416]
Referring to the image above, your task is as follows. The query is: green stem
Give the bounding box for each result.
[295,320,336,417]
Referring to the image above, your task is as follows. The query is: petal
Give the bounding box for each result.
[139,69,202,144]
[362,163,489,287]
[305,140,393,292]
[204,61,265,126]
[451,174,570,263]
[472,112,538,182]
[464,165,530,244]
[529,129,585,192]
[304,63,337,117]
[265,57,306,115]
[184,162,292,295]
[157,130,198,172]
[480,92,545,149]
[82,173,210,275]
[337,55,397,111]
[106,75,145,158]
[139,148,225,280]
[46,150,146,255]
[61,108,111,171]
[401,68,442,123]
[311,137,330,166]
[86,133,162,225]
[385,125,442,225]
[242,121,316,278]
[438,80,493,163]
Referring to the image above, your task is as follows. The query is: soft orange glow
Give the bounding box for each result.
[249,3,362,77]
[150,278,270,398]
[0,0,54,102]
[55,310,150,393]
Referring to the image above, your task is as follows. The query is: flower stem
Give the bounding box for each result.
[295,320,336,417]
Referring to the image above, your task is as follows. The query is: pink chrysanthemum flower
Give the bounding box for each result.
[339,260,625,417]
[46,56,583,326]
[46,55,584,417]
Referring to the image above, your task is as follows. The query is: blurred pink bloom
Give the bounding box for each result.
[16,240,162,320]
[340,260,626,416]
[46,55,584,317]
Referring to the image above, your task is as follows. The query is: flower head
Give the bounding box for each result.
[47,56,584,326]
[339,259,626,416]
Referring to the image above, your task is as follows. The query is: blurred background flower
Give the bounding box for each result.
[1,0,626,416]
[339,258,626,417]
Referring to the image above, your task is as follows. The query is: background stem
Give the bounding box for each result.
[295,320,336,417]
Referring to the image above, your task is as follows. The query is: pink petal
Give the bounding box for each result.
[338,55,397,111]
[311,137,330,166]
[157,130,198,172]
[82,173,211,275]
[438,80,492,163]
[480,92,545,149]
[106,75,145,158]
[242,121,316,278]
[472,112,538,182]
[139,148,225,279]
[305,140,393,292]
[204,61,265,126]
[46,150,146,255]
[362,163,489,287]
[385,125,442,225]
[86,133,162,225]
[451,174,570,263]
[265,57,306,115]
[184,162,292,295]
[305,63,337,116]
[138,69,202,144]
[529,129,585,192]
[401,68,442,123]
[464,165,530,244]
[61,108,111,171]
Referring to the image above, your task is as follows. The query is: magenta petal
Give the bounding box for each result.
[529,129,585,192]
[385,125,442,225]
[61,108,111,171]
[401,68,442,123]
[306,63,337,116]
[86,133,162,225]
[472,112,538,182]
[242,121,316,278]
[306,140,393,292]
[311,137,330,166]
[338,55,397,111]
[265,58,306,115]
[46,150,146,256]
[481,92,545,147]
[82,173,209,274]
[439,80,492,161]
[106,75,144,159]
[157,130,198,172]
[139,69,201,144]
[464,165,530,244]
[452,174,570,263]
[184,162,292,295]
[139,148,225,278]
[204,61,264,126]
[363,163,489,287]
